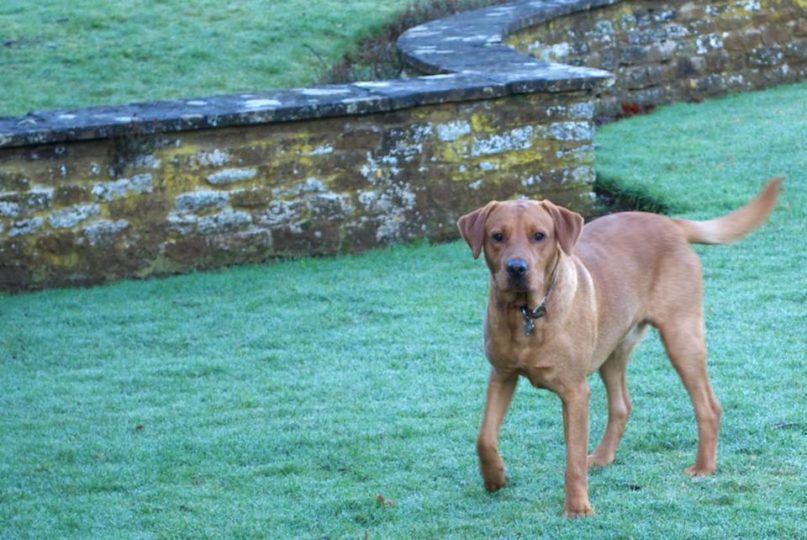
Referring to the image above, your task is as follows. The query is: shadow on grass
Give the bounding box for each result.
[594,173,671,216]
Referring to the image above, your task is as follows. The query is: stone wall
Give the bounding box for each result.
[2,0,804,291]
[0,86,599,290]
[505,0,806,118]
[1,1,619,291]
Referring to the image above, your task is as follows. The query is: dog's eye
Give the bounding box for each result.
[533,232,545,242]
[492,232,504,242]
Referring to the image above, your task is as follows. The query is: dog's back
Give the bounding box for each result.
[576,177,781,295]
[573,178,781,359]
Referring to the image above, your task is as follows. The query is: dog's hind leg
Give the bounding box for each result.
[588,324,647,468]
[657,315,722,476]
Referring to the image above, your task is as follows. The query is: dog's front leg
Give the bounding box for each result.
[560,382,594,518]
[477,368,518,492]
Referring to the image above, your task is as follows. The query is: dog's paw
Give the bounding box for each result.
[684,464,716,477]
[563,501,595,519]
[483,478,507,492]
[482,468,507,492]
[479,455,507,492]
[587,452,614,469]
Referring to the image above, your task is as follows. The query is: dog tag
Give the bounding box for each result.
[520,304,547,336]
[522,315,535,336]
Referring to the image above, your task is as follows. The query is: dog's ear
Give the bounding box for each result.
[541,200,584,255]
[457,202,498,259]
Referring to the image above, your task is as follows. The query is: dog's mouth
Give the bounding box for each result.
[495,272,532,294]
[509,277,530,292]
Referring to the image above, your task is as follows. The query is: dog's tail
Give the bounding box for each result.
[674,177,782,245]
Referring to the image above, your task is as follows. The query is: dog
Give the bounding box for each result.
[457,178,781,517]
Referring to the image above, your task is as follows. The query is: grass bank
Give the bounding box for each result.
[1,82,805,537]
[0,0,500,116]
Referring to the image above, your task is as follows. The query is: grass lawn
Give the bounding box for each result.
[2,82,806,537]
[0,0,498,117]
[0,0,410,116]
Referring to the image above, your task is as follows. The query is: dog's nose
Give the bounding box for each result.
[506,258,528,278]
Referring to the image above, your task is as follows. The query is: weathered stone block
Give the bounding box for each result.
[206,168,258,185]
[761,24,792,46]
[166,212,199,235]
[685,19,718,36]
[619,45,649,65]
[259,200,306,230]
[188,149,231,168]
[9,217,44,237]
[83,219,129,245]
[758,63,799,86]
[54,184,92,206]
[308,192,354,220]
[548,122,594,141]
[748,46,784,67]
[93,174,153,201]
[675,56,701,77]
[470,126,535,156]
[595,96,622,118]
[691,72,750,95]
[630,85,671,105]
[783,40,807,61]
[175,190,229,213]
[623,64,674,89]
[0,201,21,218]
[229,187,274,208]
[695,33,724,55]
[677,2,706,22]
[723,29,763,51]
[715,15,752,32]
[703,49,731,72]
[197,210,252,235]
[588,48,620,70]
[0,171,30,191]
[108,196,168,222]
[47,203,101,229]
[0,188,53,215]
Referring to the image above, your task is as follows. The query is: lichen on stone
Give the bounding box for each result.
[83,219,129,245]
[48,203,101,229]
[9,216,44,237]
[471,126,534,156]
[197,210,252,235]
[175,190,229,213]
[206,168,258,185]
[93,174,153,201]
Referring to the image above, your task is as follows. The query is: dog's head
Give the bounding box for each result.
[457,200,583,295]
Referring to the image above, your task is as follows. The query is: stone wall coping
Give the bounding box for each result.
[398,0,619,74]
[0,0,614,150]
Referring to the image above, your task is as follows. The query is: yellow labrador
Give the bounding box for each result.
[457,179,781,517]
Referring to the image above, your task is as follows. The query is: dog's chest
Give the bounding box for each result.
[485,330,562,389]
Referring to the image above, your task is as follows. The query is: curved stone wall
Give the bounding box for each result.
[0,2,612,291]
[504,0,806,118]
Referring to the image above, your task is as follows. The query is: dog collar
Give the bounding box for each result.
[519,254,560,336]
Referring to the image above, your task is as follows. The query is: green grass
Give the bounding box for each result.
[2,82,806,537]
[0,0,427,116]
